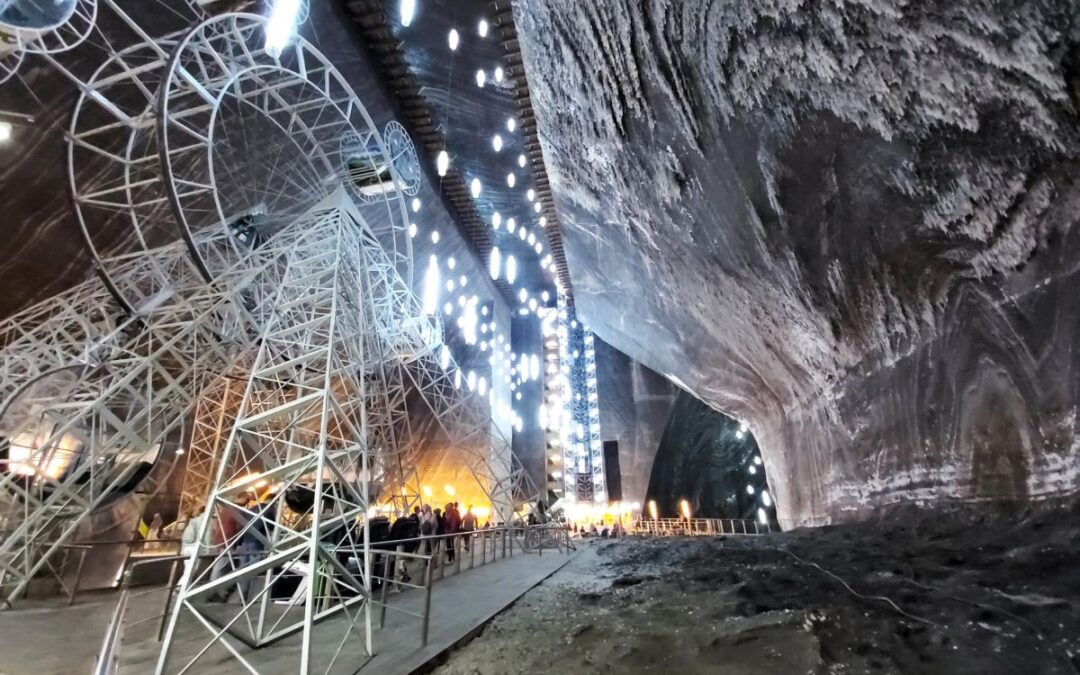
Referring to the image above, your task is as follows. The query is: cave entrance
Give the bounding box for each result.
[644,391,777,526]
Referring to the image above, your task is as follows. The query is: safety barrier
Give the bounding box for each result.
[631,518,773,536]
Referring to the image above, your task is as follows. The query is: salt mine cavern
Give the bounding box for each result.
[0,1,1077,673]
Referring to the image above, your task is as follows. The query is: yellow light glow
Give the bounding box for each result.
[679,499,692,520]
[444,484,456,497]
[7,429,80,479]
[472,505,492,519]
[648,500,658,520]
[422,485,433,497]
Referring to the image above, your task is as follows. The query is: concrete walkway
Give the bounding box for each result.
[0,549,575,675]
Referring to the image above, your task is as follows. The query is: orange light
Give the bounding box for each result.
[647,500,658,520]
[679,499,691,520]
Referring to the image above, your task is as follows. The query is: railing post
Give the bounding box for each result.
[69,547,89,606]
[379,553,391,629]
[454,535,462,575]
[741,520,747,534]
[501,528,507,559]
[156,559,180,642]
[469,532,475,569]
[421,557,434,646]
[436,539,444,580]
[481,531,487,566]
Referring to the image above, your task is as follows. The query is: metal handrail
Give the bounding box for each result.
[630,517,773,536]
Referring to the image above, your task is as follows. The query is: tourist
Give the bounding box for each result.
[461,505,477,551]
[443,502,460,562]
[180,506,207,576]
[419,504,436,555]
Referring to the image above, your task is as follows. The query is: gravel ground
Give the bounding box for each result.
[431,503,1080,674]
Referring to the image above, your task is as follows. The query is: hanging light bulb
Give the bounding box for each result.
[264,0,302,57]
[470,178,482,198]
[507,173,516,188]
[475,69,486,87]
[400,0,417,26]
[518,154,526,168]
[507,118,516,133]
[440,345,451,369]
[492,134,503,152]
[506,255,517,283]
[526,189,535,202]
[534,242,542,254]
[437,150,449,176]
[494,66,504,82]
[490,246,501,280]
[431,230,440,244]
[492,212,502,229]
[448,29,459,50]
[478,18,488,37]
[506,217,516,234]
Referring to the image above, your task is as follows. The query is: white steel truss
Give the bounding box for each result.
[0,5,543,670]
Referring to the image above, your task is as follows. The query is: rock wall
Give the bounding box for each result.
[645,391,777,524]
[514,0,1080,525]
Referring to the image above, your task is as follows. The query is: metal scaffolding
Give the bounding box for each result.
[0,4,541,672]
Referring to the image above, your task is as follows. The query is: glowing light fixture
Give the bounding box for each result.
[648,500,658,519]
[264,0,302,57]
[494,66,504,82]
[489,246,501,280]
[506,255,517,283]
[492,212,502,229]
[411,198,421,212]
[440,345,451,369]
[448,29,459,50]
[470,177,482,198]
[437,150,449,176]
[526,189,535,202]
[507,173,516,188]
[400,0,416,26]
[762,490,773,507]
[475,69,486,87]
[680,499,692,520]
[478,18,488,36]
[431,230,440,244]
[492,134,503,152]
[408,223,417,238]
[758,508,768,524]
[518,154,526,168]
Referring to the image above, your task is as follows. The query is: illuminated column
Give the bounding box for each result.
[556,293,606,505]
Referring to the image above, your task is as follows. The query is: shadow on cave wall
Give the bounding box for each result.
[645,391,776,525]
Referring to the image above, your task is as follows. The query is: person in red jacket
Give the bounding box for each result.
[442,502,461,563]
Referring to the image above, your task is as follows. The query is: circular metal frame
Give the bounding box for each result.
[0,0,96,55]
[383,119,421,197]
[156,13,413,287]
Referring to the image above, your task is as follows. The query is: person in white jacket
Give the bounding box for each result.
[180,506,207,577]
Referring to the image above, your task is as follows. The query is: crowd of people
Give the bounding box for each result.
[177,497,490,602]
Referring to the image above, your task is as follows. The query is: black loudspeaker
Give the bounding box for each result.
[602,440,623,502]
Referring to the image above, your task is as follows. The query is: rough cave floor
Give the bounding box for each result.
[432,504,1080,674]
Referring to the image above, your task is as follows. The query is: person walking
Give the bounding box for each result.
[419,504,436,555]
[180,506,207,577]
[443,502,460,563]
[461,505,476,552]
